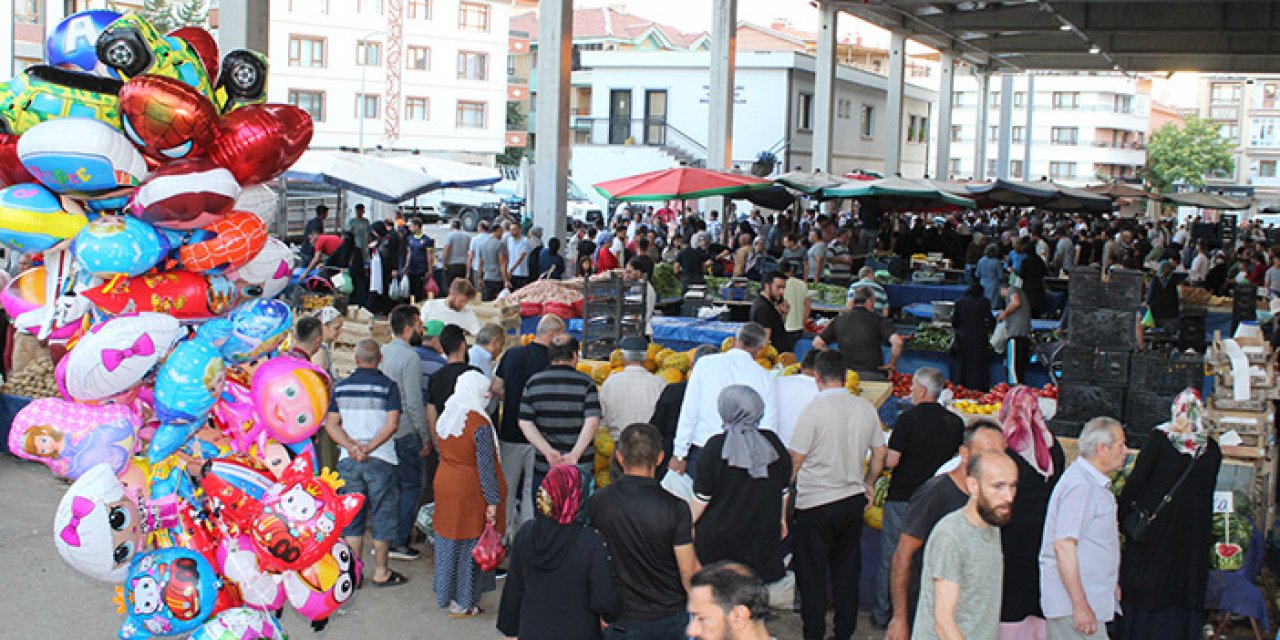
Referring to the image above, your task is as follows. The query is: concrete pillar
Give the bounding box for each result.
[532,0,573,242]
[812,3,838,173]
[996,73,1014,179]
[707,0,738,169]
[933,52,956,179]
[0,5,12,79]
[883,30,906,176]
[974,71,990,180]
[217,0,271,53]
[1024,75,1035,179]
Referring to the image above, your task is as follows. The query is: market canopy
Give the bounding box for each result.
[964,179,1112,213]
[738,186,797,211]
[284,150,442,203]
[384,155,502,189]
[593,167,773,202]
[821,176,976,209]
[1086,183,1152,200]
[774,170,845,194]
[1161,192,1252,210]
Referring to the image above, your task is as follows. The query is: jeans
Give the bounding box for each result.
[393,434,425,547]
[858,229,878,255]
[872,500,912,624]
[338,457,400,541]
[793,494,867,640]
[500,441,535,540]
[604,611,689,640]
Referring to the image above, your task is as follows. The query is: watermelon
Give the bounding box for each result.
[1214,542,1244,571]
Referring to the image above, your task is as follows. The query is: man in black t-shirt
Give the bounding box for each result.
[675,233,712,291]
[749,272,793,353]
[813,287,903,380]
[590,424,698,639]
[885,422,1006,640]
[871,367,964,627]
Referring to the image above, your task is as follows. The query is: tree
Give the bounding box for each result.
[496,102,528,166]
[122,0,209,33]
[1145,115,1236,193]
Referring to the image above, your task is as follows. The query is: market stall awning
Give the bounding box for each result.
[1161,192,1252,210]
[1086,183,1152,199]
[1042,183,1115,214]
[964,179,1112,213]
[821,176,976,209]
[384,155,501,189]
[593,167,773,202]
[739,186,797,211]
[284,150,442,203]
[774,170,845,194]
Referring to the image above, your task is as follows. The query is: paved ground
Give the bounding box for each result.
[0,454,897,639]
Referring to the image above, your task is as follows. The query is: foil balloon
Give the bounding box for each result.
[201,454,363,573]
[213,50,269,114]
[53,463,149,582]
[250,356,331,445]
[72,215,170,277]
[95,13,215,98]
[0,65,123,135]
[152,338,225,450]
[16,117,149,210]
[1,265,87,340]
[0,183,89,253]
[208,104,313,186]
[216,536,286,612]
[179,211,267,273]
[57,312,182,402]
[220,299,292,364]
[118,74,219,163]
[8,398,141,480]
[187,607,286,640]
[283,540,360,625]
[169,27,220,82]
[131,158,239,229]
[0,134,36,186]
[116,547,221,639]
[47,10,123,77]
[82,270,239,319]
[230,237,292,300]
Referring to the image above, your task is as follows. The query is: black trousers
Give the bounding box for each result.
[794,493,867,640]
[1007,335,1032,385]
[444,264,467,289]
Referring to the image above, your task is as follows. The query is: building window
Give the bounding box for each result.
[1010,160,1024,178]
[951,125,962,141]
[1113,95,1133,113]
[288,36,326,68]
[507,54,517,78]
[836,98,852,120]
[987,159,998,176]
[989,125,999,142]
[1012,126,1025,143]
[408,0,431,18]
[456,101,488,129]
[798,93,813,130]
[355,94,380,119]
[1049,161,1076,179]
[1211,82,1242,105]
[860,104,874,138]
[406,97,429,121]
[948,158,961,176]
[1259,160,1278,178]
[951,92,965,108]
[1051,92,1080,110]
[1014,91,1026,108]
[1263,83,1280,109]
[1251,117,1280,147]
[1050,127,1078,145]
[289,0,329,13]
[459,2,491,32]
[1219,122,1240,143]
[908,116,919,143]
[457,51,488,80]
[15,0,40,24]
[989,91,1000,109]
[288,90,325,122]
[407,46,431,71]
[357,41,382,67]
[915,116,928,143]
[357,0,382,14]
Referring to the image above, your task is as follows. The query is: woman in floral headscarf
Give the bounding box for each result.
[997,385,1065,639]
[1116,388,1221,640]
[497,465,618,640]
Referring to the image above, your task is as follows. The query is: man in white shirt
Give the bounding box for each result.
[670,322,778,478]
[772,348,820,447]
[420,277,481,335]
[467,220,493,289]
[506,223,531,289]
[599,336,667,441]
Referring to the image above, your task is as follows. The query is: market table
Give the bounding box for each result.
[901,302,1062,332]
[884,283,967,309]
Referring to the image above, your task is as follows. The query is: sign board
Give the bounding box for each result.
[1213,491,1234,514]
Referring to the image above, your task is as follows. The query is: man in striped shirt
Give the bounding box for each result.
[324,339,406,586]
[518,334,601,513]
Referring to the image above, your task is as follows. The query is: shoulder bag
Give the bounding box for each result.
[1120,452,1199,544]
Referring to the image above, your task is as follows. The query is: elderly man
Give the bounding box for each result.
[872,367,964,628]
[1040,417,1126,640]
[670,323,778,478]
[421,278,480,335]
[600,335,667,442]
[813,287,903,381]
[847,266,889,317]
[468,323,507,381]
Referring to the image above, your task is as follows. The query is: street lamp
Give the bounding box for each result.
[357,28,386,154]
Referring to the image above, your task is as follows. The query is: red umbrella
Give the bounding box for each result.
[593,167,773,202]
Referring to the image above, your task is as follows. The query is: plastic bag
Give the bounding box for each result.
[990,320,1009,354]
[332,270,354,295]
[660,470,694,502]
[472,522,506,571]
[415,503,436,543]
[425,275,440,297]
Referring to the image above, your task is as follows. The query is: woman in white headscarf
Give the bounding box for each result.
[432,370,506,618]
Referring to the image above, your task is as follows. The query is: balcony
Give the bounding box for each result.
[571,116,707,166]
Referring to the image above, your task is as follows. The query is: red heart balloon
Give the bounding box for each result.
[208,104,313,186]
[0,135,35,187]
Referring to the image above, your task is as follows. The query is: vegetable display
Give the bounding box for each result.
[651,263,681,299]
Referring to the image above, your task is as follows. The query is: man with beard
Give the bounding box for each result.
[379,304,427,560]
[912,451,1018,640]
[685,562,772,640]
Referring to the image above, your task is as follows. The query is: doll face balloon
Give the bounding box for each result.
[54,463,145,582]
[250,356,330,444]
[9,398,141,480]
[59,312,182,402]
[283,540,360,622]
[230,238,292,300]
[116,547,220,639]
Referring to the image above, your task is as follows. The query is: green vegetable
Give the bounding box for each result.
[907,324,954,352]
[651,263,681,299]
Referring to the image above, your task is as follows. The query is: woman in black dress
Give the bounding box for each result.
[997,386,1065,637]
[1117,389,1221,639]
[369,221,401,314]
[951,284,995,391]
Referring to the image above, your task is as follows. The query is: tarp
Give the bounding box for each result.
[821,176,976,209]
[383,155,501,189]
[1161,191,1252,210]
[1086,182,1152,199]
[965,179,1112,213]
[594,167,773,202]
[774,170,844,194]
[284,150,441,203]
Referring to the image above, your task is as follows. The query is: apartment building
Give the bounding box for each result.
[1196,75,1280,209]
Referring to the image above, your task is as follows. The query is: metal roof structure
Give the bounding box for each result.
[832,0,1280,73]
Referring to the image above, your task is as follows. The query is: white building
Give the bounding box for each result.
[1196,76,1280,209]
[567,50,936,193]
[271,0,509,163]
[943,72,1149,186]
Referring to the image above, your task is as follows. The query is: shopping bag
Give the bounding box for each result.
[332,269,354,295]
[369,253,384,294]
[472,522,506,571]
[990,320,1009,354]
[387,276,404,300]
[425,275,440,297]
[660,470,694,502]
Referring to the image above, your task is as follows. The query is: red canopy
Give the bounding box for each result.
[593,167,772,202]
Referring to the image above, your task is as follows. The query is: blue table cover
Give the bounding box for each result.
[902,303,1061,332]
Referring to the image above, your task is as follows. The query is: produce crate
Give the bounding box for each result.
[1068,268,1142,311]
[472,300,521,349]
[581,273,648,358]
[1056,383,1125,424]
[1068,308,1138,350]
[1060,347,1130,384]
[1129,349,1205,395]
[1124,390,1175,436]
[1048,418,1084,439]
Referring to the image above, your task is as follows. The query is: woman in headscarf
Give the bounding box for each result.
[1117,389,1221,640]
[690,385,792,585]
[996,385,1065,639]
[370,220,401,314]
[497,464,618,640]
[433,370,506,618]
[951,283,995,391]
[311,306,344,378]
[976,243,1005,307]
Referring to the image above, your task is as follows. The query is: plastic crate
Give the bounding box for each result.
[1068,308,1138,350]
[1125,391,1175,435]
[1067,267,1142,310]
[1129,350,1205,395]
[1056,383,1125,424]
[1060,347,1130,383]
[1048,418,1083,438]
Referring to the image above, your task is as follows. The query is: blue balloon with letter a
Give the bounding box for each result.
[46,10,122,78]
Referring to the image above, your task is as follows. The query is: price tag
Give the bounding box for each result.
[1214,491,1234,514]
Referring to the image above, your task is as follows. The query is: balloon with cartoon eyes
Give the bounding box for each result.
[117,74,219,164]
[115,547,221,639]
[284,539,361,630]
[249,356,330,445]
[53,463,147,582]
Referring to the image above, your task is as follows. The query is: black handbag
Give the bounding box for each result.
[1120,452,1199,544]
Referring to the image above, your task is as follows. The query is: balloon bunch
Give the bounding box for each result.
[1,11,364,639]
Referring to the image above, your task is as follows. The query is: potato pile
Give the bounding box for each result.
[2,358,59,399]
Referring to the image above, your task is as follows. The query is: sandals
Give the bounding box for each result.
[448,604,484,619]
[372,570,409,587]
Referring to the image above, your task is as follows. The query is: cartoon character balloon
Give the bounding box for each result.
[17,117,149,210]
[131,158,240,230]
[229,237,292,300]
[9,399,142,480]
[116,547,221,639]
[216,535,286,612]
[250,356,330,444]
[151,337,226,461]
[118,74,220,163]
[71,215,170,277]
[186,607,287,640]
[202,454,363,573]
[58,312,182,402]
[283,540,360,628]
[82,270,239,319]
[179,211,267,273]
[46,10,123,77]
[0,183,89,253]
[219,299,292,364]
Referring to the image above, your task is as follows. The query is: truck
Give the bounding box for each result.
[495,169,608,228]
[399,188,505,231]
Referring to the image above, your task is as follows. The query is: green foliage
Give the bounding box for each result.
[496,102,529,165]
[1146,115,1236,193]
[120,0,209,33]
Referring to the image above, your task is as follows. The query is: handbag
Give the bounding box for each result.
[472,521,506,571]
[1120,452,1199,544]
